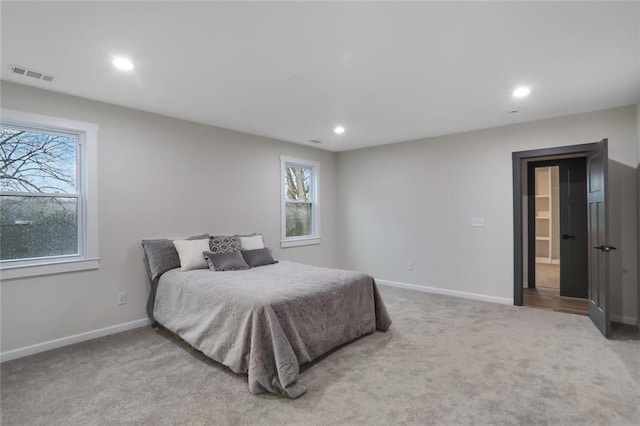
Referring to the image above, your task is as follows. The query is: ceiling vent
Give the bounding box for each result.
[10,65,54,82]
[309,139,322,144]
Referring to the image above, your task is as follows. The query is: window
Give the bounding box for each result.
[0,109,99,279]
[280,156,320,248]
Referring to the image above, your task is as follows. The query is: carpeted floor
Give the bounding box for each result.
[2,286,639,425]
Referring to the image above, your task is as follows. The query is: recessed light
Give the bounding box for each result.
[513,86,531,98]
[112,57,134,71]
[334,126,345,134]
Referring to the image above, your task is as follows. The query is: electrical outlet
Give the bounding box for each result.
[408,261,414,271]
[117,292,127,305]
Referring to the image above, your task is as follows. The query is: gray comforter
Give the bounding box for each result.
[153,261,391,397]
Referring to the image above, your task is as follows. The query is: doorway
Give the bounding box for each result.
[512,140,613,337]
[524,159,588,316]
[532,165,560,288]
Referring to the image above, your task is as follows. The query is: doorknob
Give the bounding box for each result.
[593,245,618,252]
[562,234,576,240]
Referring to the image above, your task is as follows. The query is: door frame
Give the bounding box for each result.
[512,142,600,306]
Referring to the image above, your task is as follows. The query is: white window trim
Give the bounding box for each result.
[0,108,99,280]
[280,156,321,248]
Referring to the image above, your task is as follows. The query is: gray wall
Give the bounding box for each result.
[637,102,640,328]
[2,81,638,354]
[336,105,639,323]
[0,81,339,352]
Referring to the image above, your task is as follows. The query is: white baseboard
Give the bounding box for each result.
[610,314,639,327]
[376,279,512,306]
[0,318,151,363]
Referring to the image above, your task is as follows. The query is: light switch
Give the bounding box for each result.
[471,217,485,227]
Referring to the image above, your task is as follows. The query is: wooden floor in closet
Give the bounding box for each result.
[523,263,588,316]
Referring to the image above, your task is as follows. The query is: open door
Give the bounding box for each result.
[587,139,615,337]
[559,158,588,298]
[513,140,615,313]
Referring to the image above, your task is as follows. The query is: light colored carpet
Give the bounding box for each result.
[2,286,639,425]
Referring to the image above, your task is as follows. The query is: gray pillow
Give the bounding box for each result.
[209,234,241,254]
[204,250,249,271]
[142,234,209,280]
[241,248,278,268]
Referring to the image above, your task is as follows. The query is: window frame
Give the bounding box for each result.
[0,109,99,279]
[280,156,321,248]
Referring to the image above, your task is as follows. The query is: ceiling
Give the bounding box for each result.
[1,2,639,152]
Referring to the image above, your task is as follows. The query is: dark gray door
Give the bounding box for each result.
[559,158,588,298]
[587,139,611,337]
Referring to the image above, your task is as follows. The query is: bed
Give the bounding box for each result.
[151,260,391,397]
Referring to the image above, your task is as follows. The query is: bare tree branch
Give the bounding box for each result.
[0,128,76,193]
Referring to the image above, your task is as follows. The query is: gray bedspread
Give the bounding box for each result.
[153,261,391,397]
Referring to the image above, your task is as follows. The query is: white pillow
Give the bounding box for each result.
[173,239,209,271]
[240,234,265,250]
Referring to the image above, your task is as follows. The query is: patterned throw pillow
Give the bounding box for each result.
[209,234,241,254]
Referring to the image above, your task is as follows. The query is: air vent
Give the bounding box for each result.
[26,70,42,79]
[10,65,54,82]
[309,139,322,144]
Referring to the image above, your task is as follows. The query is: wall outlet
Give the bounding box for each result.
[117,292,127,305]
[408,261,414,271]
